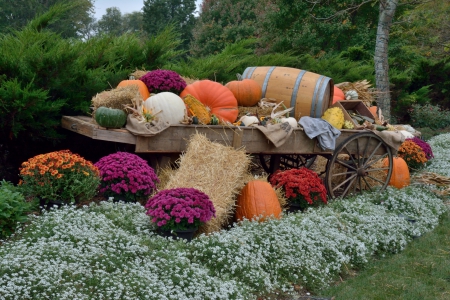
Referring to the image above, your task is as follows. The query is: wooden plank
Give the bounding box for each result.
[62,116,378,155]
[61,116,136,145]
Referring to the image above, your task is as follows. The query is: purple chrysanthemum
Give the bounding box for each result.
[140,69,187,95]
[95,152,159,202]
[145,187,216,231]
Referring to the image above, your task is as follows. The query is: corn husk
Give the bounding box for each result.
[163,133,251,234]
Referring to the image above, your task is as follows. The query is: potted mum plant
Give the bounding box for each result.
[140,69,187,95]
[269,167,328,212]
[397,140,428,171]
[145,187,216,241]
[19,150,101,207]
[95,152,159,203]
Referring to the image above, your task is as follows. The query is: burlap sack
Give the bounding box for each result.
[125,114,170,136]
[255,122,294,147]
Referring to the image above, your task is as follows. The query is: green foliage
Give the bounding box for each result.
[190,0,272,57]
[171,39,299,83]
[0,0,95,39]
[409,104,450,130]
[0,180,36,239]
[143,0,196,51]
[296,53,375,84]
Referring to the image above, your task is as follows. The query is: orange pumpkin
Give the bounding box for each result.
[332,86,345,104]
[117,79,150,100]
[225,79,262,107]
[369,106,377,118]
[235,180,282,222]
[383,157,410,189]
[180,80,239,123]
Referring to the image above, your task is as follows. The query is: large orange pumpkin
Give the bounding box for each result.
[235,180,282,222]
[332,86,345,104]
[117,79,150,100]
[225,79,262,107]
[383,157,410,189]
[180,80,239,123]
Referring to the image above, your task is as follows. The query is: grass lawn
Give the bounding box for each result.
[317,207,450,300]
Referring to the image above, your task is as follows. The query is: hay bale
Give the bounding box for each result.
[129,69,149,80]
[164,133,251,234]
[91,85,141,114]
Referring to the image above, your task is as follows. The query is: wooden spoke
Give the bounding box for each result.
[325,132,393,198]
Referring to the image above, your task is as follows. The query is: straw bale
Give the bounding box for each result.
[164,133,251,234]
[91,85,141,114]
[129,69,149,80]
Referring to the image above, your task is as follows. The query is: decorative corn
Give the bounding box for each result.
[183,94,211,125]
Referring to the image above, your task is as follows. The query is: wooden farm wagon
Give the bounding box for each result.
[61,115,400,199]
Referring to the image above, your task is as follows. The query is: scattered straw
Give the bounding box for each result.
[91,85,141,115]
[413,172,450,187]
[163,133,251,234]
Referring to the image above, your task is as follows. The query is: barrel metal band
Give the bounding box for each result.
[311,76,325,118]
[261,66,276,98]
[242,66,256,80]
[290,70,307,117]
[315,76,330,118]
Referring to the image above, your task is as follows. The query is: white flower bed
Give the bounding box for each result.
[1,134,449,299]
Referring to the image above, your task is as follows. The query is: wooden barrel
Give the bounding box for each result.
[242,66,333,118]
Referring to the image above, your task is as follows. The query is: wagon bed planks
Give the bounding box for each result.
[61,115,362,154]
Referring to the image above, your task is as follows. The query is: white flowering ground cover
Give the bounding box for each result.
[1,133,449,300]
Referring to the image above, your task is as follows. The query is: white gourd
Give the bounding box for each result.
[345,90,358,100]
[280,117,298,128]
[143,92,186,125]
[239,115,259,126]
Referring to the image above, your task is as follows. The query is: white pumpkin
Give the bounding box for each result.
[345,90,358,100]
[280,117,298,128]
[239,115,259,126]
[143,92,186,125]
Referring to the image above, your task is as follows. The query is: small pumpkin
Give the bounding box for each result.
[94,106,127,129]
[180,80,239,124]
[117,77,150,100]
[280,117,298,128]
[183,94,211,125]
[369,106,377,118]
[235,180,282,222]
[332,86,345,104]
[143,92,186,125]
[383,157,410,189]
[345,90,358,100]
[225,78,262,107]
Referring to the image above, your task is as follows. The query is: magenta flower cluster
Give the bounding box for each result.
[407,137,434,160]
[145,187,216,231]
[140,69,187,95]
[94,152,159,202]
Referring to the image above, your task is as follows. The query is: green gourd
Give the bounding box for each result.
[95,106,127,128]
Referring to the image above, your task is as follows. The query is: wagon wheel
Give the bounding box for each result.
[325,132,393,199]
[259,154,317,174]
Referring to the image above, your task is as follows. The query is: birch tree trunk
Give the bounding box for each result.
[374,0,398,122]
